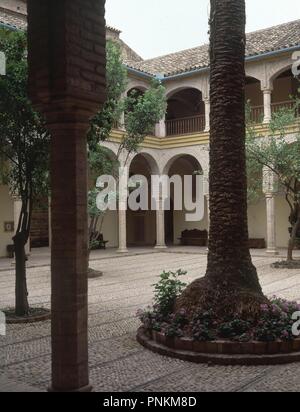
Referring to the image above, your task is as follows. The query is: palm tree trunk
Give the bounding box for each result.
[175,0,266,318]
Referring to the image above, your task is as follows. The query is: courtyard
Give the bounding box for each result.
[1,249,300,392]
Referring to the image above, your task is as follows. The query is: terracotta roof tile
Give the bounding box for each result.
[127,20,300,77]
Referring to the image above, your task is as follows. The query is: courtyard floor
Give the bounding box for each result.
[0,249,300,392]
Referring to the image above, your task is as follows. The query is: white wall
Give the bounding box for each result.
[248,198,267,240]
[248,194,291,249]
[0,185,14,258]
[101,210,118,248]
[275,194,290,248]
[173,200,208,245]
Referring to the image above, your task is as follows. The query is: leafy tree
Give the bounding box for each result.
[175,0,266,320]
[246,98,300,262]
[87,39,166,255]
[0,29,50,316]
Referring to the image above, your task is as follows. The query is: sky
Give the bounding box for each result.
[106,0,300,59]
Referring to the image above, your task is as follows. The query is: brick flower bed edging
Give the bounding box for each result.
[137,327,300,366]
[5,309,51,324]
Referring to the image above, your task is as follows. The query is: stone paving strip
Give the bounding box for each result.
[0,251,300,392]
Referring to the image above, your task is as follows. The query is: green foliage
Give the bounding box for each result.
[88,40,127,149]
[88,40,167,157]
[0,29,49,205]
[88,145,119,179]
[246,98,300,196]
[153,270,187,316]
[121,80,167,154]
[246,97,300,259]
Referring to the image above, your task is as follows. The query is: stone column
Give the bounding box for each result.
[265,193,279,255]
[118,208,128,253]
[117,167,128,253]
[155,117,166,138]
[263,168,279,255]
[263,89,273,124]
[27,0,106,392]
[204,98,210,132]
[155,198,167,249]
[119,92,126,131]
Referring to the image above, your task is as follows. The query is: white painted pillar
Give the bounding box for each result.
[117,208,128,253]
[117,167,128,253]
[155,197,167,249]
[263,89,272,124]
[265,193,279,255]
[155,117,166,138]
[119,112,125,131]
[204,98,210,132]
[119,92,126,131]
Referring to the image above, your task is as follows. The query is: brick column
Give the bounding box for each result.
[27,0,106,392]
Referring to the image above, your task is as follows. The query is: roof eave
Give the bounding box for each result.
[129,44,300,82]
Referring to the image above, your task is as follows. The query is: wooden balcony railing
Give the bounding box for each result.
[271,100,297,114]
[250,101,299,124]
[250,105,264,123]
[166,115,205,136]
[112,101,298,137]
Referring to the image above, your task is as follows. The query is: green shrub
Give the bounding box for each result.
[153,270,187,316]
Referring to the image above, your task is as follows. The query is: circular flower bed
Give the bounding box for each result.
[138,297,300,344]
[271,260,300,270]
[3,307,51,324]
[137,270,300,363]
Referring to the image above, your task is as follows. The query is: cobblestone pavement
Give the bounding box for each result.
[0,251,300,392]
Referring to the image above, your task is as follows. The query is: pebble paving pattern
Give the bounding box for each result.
[0,251,300,392]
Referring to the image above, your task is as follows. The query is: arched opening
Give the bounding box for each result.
[164,154,208,246]
[166,88,205,136]
[127,153,157,247]
[245,76,264,123]
[272,68,299,116]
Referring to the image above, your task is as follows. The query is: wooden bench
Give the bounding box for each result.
[7,244,15,258]
[178,229,208,247]
[91,233,109,250]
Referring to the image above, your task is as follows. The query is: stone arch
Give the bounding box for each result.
[128,151,160,175]
[161,153,208,245]
[127,152,159,247]
[165,87,206,135]
[125,81,149,95]
[166,84,203,99]
[269,63,293,85]
[162,149,207,175]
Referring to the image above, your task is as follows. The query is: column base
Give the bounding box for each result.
[266,248,279,256]
[117,248,129,253]
[154,245,168,250]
